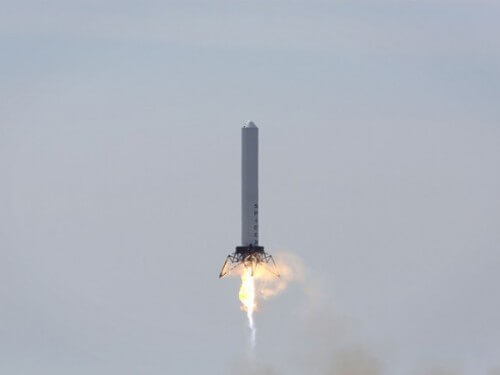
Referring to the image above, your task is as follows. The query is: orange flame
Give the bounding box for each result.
[239,267,256,312]
[239,267,256,346]
[236,253,302,347]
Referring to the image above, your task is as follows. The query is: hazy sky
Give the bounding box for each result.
[1,1,499,374]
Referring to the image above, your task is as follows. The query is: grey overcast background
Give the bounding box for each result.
[1,1,499,374]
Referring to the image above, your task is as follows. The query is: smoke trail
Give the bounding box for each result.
[254,252,305,300]
[231,253,499,374]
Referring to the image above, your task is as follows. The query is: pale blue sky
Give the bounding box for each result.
[1,1,499,374]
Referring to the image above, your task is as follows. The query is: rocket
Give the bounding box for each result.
[219,121,279,278]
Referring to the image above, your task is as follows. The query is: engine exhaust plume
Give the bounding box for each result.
[239,266,257,347]
[232,252,301,348]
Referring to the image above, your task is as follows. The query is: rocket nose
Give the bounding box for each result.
[244,121,257,128]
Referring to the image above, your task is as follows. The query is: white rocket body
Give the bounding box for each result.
[219,121,278,278]
[241,122,259,247]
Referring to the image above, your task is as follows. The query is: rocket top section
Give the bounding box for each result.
[241,122,259,247]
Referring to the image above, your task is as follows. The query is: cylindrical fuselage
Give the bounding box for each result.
[241,123,259,247]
